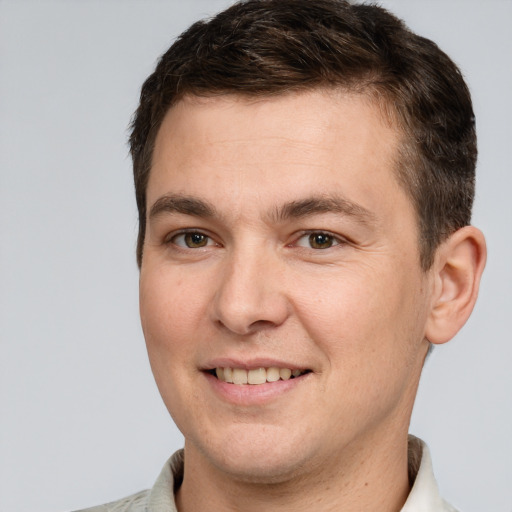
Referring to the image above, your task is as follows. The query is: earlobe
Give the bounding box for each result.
[425,226,486,345]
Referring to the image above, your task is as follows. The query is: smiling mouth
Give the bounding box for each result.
[207,367,311,385]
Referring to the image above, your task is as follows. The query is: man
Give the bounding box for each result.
[79,0,486,510]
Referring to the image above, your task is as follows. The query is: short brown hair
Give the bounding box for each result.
[129,0,476,269]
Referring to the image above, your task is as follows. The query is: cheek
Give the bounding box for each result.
[292,265,428,430]
[291,261,426,361]
[141,266,205,327]
[139,271,204,369]
[139,271,208,425]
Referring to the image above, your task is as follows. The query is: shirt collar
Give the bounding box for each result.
[149,436,455,512]
[401,435,458,511]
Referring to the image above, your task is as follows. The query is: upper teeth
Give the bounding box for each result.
[215,367,305,385]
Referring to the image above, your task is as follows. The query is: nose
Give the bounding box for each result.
[211,245,290,336]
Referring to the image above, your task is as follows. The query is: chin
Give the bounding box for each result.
[192,427,320,484]
[214,453,308,485]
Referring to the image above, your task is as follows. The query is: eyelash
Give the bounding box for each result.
[167,230,218,249]
[293,231,345,250]
[167,229,346,251]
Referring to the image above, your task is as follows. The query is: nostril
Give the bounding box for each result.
[248,319,279,331]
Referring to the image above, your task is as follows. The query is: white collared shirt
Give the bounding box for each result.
[75,436,458,512]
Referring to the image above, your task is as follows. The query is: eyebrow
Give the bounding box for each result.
[270,195,376,225]
[148,193,375,226]
[149,194,216,220]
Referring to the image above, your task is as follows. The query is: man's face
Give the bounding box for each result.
[140,91,433,482]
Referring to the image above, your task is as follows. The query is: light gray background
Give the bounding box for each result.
[1,1,511,511]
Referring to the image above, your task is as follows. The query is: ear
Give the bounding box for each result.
[425,226,486,345]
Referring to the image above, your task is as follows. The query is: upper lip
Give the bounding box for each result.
[201,358,310,371]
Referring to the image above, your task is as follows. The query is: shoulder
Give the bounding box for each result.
[72,489,150,512]
[71,450,183,512]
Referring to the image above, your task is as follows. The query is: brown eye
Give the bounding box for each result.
[172,232,211,248]
[187,233,208,247]
[308,232,334,249]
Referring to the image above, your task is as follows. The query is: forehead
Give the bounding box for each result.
[149,90,410,224]
[153,90,398,159]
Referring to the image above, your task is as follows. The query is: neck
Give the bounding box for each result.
[176,428,412,512]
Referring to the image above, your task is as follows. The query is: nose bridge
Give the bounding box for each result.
[212,239,289,335]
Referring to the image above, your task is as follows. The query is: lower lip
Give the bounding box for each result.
[203,372,309,405]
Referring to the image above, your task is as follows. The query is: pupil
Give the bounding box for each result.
[186,233,207,247]
[309,233,332,249]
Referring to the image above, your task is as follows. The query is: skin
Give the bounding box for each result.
[139,90,486,511]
